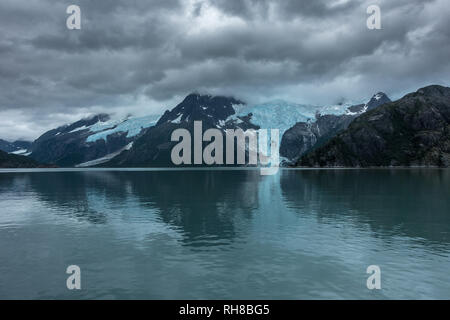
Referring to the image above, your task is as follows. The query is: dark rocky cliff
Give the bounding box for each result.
[298,85,450,167]
[280,93,390,163]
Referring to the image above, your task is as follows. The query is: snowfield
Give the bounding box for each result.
[86,115,160,143]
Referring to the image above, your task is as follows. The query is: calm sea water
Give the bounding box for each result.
[0,168,449,299]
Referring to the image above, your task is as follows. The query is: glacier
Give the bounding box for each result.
[86,114,160,143]
[232,100,350,136]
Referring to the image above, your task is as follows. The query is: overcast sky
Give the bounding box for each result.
[0,0,449,141]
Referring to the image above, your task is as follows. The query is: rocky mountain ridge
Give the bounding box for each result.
[298,85,450,167]
[280,92,391,163]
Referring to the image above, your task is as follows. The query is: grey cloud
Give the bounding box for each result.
[0,0,449,141]
[208,0,358,20]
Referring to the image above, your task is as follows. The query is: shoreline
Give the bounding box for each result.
[0,166,448,174]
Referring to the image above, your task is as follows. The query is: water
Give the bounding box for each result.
[0,168,449,299]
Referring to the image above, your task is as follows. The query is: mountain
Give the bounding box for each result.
[280,114,356,162]
[104,93,259,167]
[0,139,32,154]
[298,85,450,167]
[280,92,391,163]
[29,113,159,167]
[0,149,42,168]
[346,92,391,114]
[156,93,243,127]
[0,139,18,153]
[101,92,393,167]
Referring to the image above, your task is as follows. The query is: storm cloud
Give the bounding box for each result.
[0,0,449,140]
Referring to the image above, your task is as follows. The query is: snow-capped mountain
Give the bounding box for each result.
[23,91,391,168]
[104,93,259,167]
[299,85,448,167]
[104,93,359,168]
[0,139,32,154]
[30,113,160,166]
[0,149,42,168]
[156,93,244,127]
[346,92,391,115]
[280,92,391,163]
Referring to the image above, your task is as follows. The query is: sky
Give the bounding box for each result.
[0,0,449,141]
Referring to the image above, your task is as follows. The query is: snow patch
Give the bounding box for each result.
[10,149,28,155]
[86,115,159,143]
[374,93,383,100]
[76,143,134,168]
[171,113,183,124]
[69,125,89,133]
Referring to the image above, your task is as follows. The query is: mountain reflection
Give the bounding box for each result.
[14,170,262,245]
[1,169,450,299]
[113,170,261,245]
[2,169,449,248]
[280,169,450,246]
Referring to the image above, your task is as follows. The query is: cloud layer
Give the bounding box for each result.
[0,0,449,140]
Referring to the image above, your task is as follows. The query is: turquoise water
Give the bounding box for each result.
[0,169,449,299]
